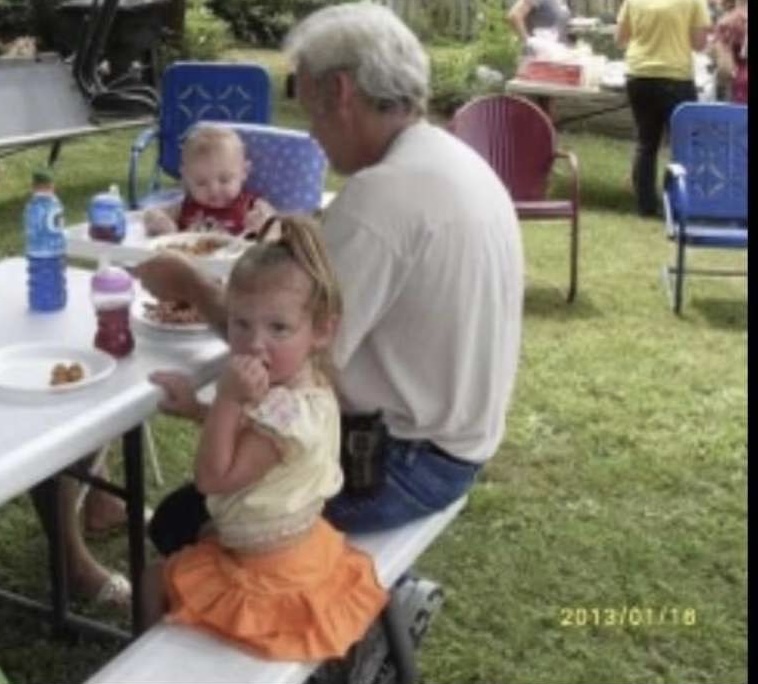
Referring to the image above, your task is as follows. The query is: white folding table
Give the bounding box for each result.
[0,257,228,637]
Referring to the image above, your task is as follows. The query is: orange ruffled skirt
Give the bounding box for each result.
[164,517,388,661]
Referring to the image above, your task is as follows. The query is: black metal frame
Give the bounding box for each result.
[0,425,146,641]
[69,0,160,118]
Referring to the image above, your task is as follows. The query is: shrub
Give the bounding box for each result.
[209,0,337,47]
[0,0,32,42]
[428,46,479,118]
[178,0,233,61]
[474,0,520,77]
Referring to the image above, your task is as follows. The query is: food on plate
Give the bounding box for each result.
[160,234,231,256]
[143,300,205,326]
[50,362,85,386]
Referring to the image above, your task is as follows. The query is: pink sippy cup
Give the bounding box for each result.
[91,261,135,358]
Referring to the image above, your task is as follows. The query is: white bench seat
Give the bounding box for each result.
[84,496,467,684]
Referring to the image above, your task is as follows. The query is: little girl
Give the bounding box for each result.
[142,215,387,660]
[143,124,275,237]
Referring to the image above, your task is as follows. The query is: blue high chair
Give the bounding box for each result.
[127,62,272,209]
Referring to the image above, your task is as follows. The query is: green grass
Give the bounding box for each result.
[0,48,747,684]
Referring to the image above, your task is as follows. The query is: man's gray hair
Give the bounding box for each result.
[284,1,430,114]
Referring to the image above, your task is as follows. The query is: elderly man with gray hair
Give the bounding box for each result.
[137,0,524,614]
[284,2,524,531]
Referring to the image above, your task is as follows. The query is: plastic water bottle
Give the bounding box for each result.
[88,183,126,243]
[91,260,135,358]
[24,169,67,312]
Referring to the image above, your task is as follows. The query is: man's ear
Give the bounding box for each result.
[330,70,356,115]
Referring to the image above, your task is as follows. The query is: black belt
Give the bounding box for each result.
[420,440,480,469]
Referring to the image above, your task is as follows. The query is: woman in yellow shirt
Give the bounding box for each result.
[616,0,711,216]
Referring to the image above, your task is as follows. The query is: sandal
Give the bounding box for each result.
[93,572,132,608]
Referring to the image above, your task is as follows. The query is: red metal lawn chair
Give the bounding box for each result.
[450,94,580,302]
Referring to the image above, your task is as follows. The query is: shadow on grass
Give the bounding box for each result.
[551,172,637,215]
[524,284,603,320]
[691,297,747,331]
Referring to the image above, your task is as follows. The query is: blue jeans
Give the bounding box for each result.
[148,437,481,555]
[324,437,481,533]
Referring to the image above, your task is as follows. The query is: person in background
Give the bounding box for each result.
[143,125,274,237]
[616,0,711,217]
[707,0,729,24]
[711,0,747,103]
[29,458,132,606]
[507,0,572,50]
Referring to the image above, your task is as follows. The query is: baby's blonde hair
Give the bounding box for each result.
[228,215,342,371]
[181,125,246,165]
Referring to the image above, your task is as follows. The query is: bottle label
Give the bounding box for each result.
[27,255,67,312]
[25,193,66,258]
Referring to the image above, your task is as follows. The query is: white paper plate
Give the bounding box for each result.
[0,343,116,401]
[148,231,249,260]
[131,297,211,335]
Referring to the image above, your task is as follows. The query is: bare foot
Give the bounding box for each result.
[83,489,127,534]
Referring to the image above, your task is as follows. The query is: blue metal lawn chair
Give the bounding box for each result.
[127,61,272,209]
[662,102,747,314]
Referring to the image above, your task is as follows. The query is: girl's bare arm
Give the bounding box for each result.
[194,396,281,495]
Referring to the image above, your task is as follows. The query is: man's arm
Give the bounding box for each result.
[131,253,228,336]
[508,0,534,43]
[690,0,712,51]
[690,26,709,51]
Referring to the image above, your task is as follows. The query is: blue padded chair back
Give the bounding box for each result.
[669,103,747,223]
[158,62,272,180]
[215,122,328,213]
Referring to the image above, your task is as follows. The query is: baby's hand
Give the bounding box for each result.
[150,371,205,421]
[243,199,276,237]
[144,208,177,236]
[217,355,269,406]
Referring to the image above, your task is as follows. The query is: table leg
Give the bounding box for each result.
[534,95,555,121]
[555,99,630,128]
[123,426,146,636]
[46,475,70,637]
[0,468,132,641]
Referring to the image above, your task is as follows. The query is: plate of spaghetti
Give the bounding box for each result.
[148,232,250,259]
[132,297,211,334]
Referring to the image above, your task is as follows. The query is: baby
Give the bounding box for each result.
[143,125,275,237]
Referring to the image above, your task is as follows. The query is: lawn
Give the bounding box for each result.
[0,47,747,684]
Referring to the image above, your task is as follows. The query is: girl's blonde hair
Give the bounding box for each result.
[227,214,343,370]
[181,125,246,165]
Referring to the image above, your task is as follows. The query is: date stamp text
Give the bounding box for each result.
[559,606,697,627]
